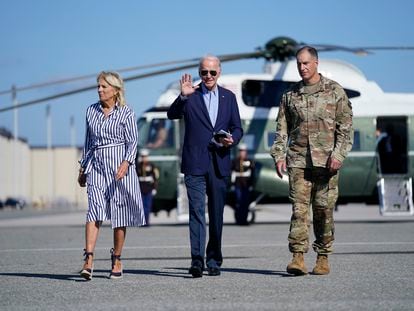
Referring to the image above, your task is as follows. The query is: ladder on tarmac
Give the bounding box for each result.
[377,175,414,216]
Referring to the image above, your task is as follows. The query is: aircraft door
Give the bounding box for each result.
[375,116,413,216]
[376,116,408,175]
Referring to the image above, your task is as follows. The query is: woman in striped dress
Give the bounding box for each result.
[77,71,145,280]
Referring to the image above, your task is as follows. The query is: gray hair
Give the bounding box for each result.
[96,71,126,106]
[199,54,221,69]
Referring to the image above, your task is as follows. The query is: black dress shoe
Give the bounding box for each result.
[189,263,203,278]
[207,266,221,276]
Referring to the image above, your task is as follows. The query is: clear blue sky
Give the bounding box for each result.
[1,0,413,146]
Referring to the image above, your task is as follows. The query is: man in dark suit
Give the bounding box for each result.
[168,55,243,277]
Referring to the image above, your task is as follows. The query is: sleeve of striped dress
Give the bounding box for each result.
[79,110,92,168]
[123,110,138,164]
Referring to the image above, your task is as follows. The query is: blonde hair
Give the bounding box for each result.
[97,71,126,106]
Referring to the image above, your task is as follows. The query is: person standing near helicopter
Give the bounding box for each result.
[270,46,353,276]
[136,148,159,226]
[231,143,255,225]
[168,55,243,278]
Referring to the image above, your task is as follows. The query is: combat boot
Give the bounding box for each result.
[312,254,330,275]
[286,252,308,276]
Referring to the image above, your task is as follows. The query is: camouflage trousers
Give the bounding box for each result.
[287,167,338,255]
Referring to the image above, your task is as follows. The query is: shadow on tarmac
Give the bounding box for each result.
[221,267,292,277]
[0,272,107,282]
[333,250,414,255]
[124,269,193,279]
[0,267,308,281]
[0,270,192,281]
[93,255,252,262]
[159,267,294,278]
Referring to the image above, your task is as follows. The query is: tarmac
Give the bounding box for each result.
[0,204,413,310]
[0,202,413,227]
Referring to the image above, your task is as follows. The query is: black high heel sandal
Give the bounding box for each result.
[80,249,94,280]
[109,248,123,279]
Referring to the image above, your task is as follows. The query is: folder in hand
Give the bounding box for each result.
[211,130,232,147]
[214,129,232,140]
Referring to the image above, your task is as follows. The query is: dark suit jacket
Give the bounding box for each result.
[167,84,243,177]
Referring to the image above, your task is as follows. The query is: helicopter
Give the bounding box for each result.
[133,37,414,221]
[2,36,414,222]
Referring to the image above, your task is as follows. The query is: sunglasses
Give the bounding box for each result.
[200,70,218,77]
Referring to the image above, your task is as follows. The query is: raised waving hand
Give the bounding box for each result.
[180,74,199,96]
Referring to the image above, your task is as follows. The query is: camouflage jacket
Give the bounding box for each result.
[270,74,353,168]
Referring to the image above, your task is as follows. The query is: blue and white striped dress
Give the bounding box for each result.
[80,102,146,228]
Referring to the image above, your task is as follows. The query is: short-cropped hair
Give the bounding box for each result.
[295,46,318,60]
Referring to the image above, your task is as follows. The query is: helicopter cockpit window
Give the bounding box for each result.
[137,118,173,149]
[242,80,295,108]
[242,80,360,108]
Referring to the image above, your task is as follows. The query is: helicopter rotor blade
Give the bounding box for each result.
[0,51,265,97]
[0,61,196,113]
[311,44,372,55]
[355,46,414,56]
[1,35,413,113]
[312,44,414,56]
[0,57,204,96]
[356,46,414,51]
[0,51,266,113]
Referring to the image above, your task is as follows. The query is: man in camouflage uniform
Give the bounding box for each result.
[270,46,353,276]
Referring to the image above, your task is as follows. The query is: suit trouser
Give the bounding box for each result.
[184,155,227,268]
[287,167,338,255]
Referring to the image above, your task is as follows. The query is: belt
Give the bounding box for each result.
[81,142,125,174]
[139,176,154,183]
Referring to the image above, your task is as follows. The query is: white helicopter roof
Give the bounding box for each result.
[264,58,369,87]
[153,58,414,119]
